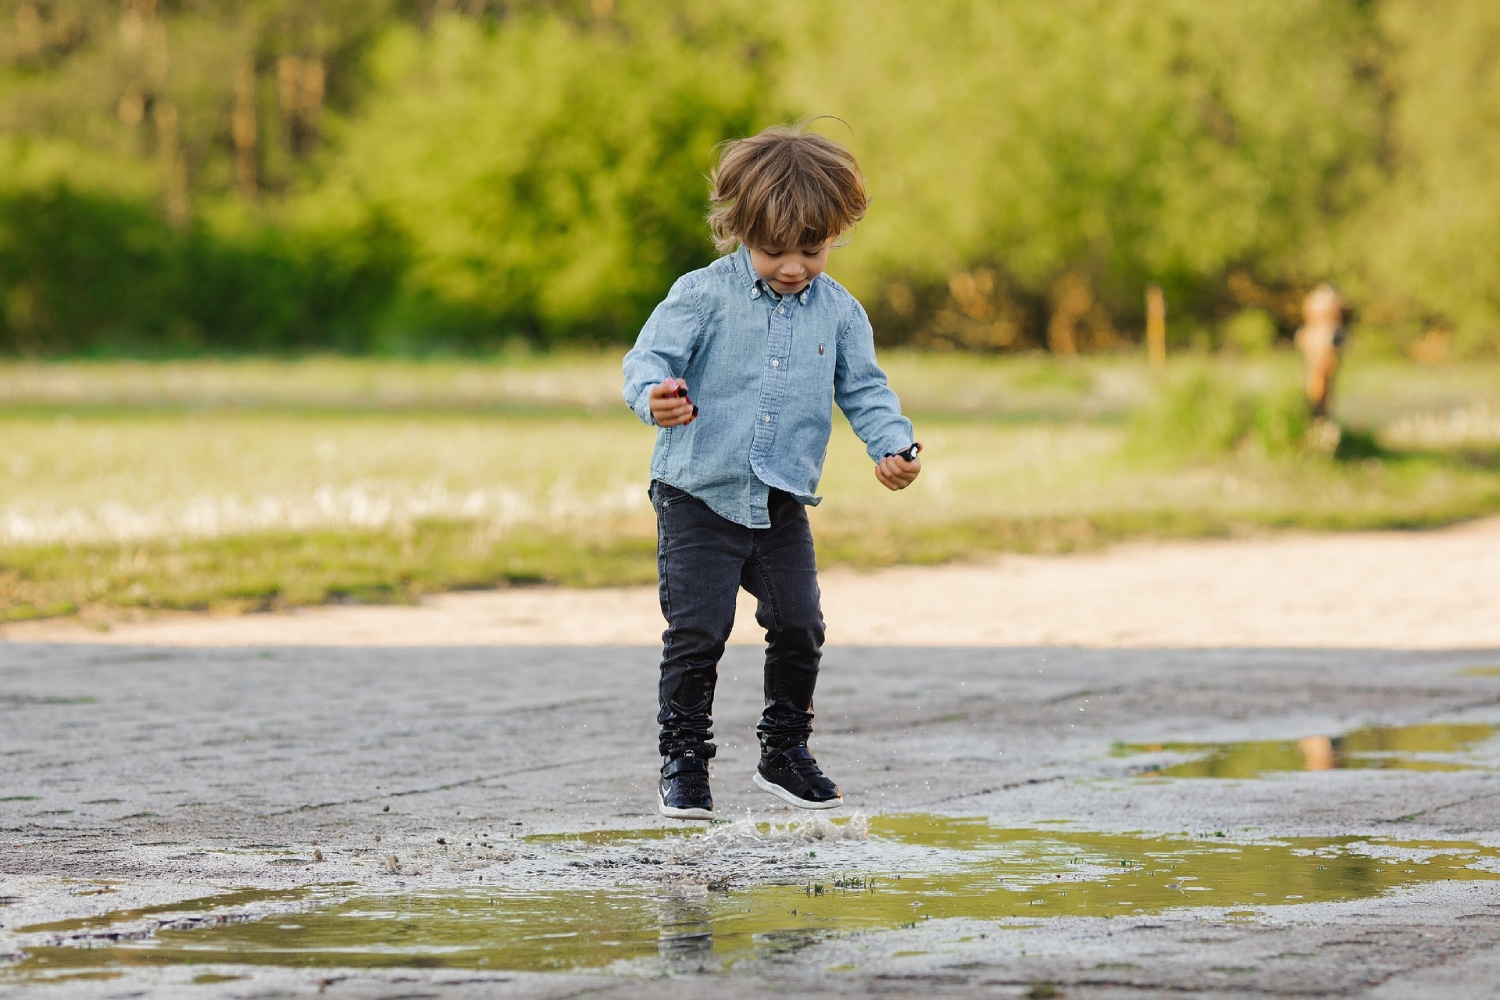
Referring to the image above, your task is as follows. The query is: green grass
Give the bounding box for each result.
[3,350,1499,622]
[0,522,658,622]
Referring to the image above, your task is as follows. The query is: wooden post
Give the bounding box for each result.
[279,54,327,155]
[153,99,190,226]
[1146,283,1166,371]
[232,54,259,197]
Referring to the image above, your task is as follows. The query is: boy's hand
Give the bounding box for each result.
[875,452,921,491]
[648,378,698,426]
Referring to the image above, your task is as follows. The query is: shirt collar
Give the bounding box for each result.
[733,244,815,305]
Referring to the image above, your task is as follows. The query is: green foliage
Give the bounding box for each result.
[0,4,775,352]
[0,520,659,622]
[2,0,1500,354]
[1222,309,1279,355]
[4,354,1499,618]
[1127,368,1310,462]
[1353,0,1500,351]
[793,0,1382,340]
[315,9,772,347]
[0,175,409,354]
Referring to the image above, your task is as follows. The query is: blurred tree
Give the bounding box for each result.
[3,0,1500,355]
[784,0,1383,349]
[1354,0,1500,355]
[311,5,774,347]
[0,0,397,216]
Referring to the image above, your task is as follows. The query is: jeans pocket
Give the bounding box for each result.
[651,480,690,509]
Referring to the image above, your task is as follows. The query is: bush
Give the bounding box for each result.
[7,1,1500,356]
[0,186,178,354]
[1222,309,1279,355]
[0,183,410,355]
[1127,368,1311,463]
[312,10,773,348]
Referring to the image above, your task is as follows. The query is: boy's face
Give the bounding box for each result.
[747,239,835,297]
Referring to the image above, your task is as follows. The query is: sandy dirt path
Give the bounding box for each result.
[6,518,1499,648]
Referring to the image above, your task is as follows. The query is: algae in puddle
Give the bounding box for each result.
[9,815,1500,980]
[21,886,315,934]
[1114,721,1500,778]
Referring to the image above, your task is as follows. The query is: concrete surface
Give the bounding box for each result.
[3,644,1500,997]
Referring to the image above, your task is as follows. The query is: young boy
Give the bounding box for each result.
[621,124,921,820]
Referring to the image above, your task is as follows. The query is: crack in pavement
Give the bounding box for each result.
[1378,786,1500,824]
[912,773,1071,808]
[1041,686,1126,706]
[267,755,618,815]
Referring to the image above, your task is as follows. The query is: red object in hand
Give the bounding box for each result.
[674,383,699,421]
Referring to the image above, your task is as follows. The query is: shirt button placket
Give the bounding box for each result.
[756,300,789,459]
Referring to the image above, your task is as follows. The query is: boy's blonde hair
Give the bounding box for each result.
[707,124,868,255]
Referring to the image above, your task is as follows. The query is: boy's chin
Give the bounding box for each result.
[769,280,809,295]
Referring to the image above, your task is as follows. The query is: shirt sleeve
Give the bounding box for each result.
[621,276,702,426]
[834,297,915,461]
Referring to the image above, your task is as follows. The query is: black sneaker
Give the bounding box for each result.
[659,752,714,820]
[753,744,842,810]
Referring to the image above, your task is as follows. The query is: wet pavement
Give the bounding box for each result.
[3,644,1500,998]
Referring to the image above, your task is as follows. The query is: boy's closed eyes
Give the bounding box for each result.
[748,240,833,296]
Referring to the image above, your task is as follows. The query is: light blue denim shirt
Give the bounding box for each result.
[622,246,914,529]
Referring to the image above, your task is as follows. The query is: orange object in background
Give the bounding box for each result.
[1297,735,1337,771]
[1294,285,1345,421]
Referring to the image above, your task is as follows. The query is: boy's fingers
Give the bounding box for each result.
[652,393,698,425]
[875,456,919,490]
[651,378,689,399]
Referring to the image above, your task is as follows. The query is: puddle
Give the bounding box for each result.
[21,887,313,934]
[8,815,1500,980]
[527,826,686,846]
[1114,722,1500,778]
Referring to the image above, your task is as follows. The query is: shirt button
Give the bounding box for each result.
[770,358,779,367]
[763,413,771,423]
[777,306,785,315]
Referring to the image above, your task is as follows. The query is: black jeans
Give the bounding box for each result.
[651,481,824,758]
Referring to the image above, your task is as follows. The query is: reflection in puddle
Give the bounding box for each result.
[1114,722,1500,778]
[22,887,313,934]
[9,815,1500,980]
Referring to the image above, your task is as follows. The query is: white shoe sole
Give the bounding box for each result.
[658,791,713,821]
[753,771,843,810]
